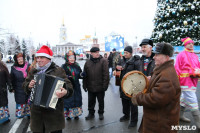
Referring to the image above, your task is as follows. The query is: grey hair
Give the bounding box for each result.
[146,44,152,48]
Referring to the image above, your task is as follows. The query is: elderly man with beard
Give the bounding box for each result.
[132,43,181,133]
[139,39,155,78]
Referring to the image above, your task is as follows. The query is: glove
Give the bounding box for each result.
[80,71,86,78]
[131,94,138,105]
[83,88,87,92]
[103,87,108,91]
[8,85,14,93]
[67,75,72,79]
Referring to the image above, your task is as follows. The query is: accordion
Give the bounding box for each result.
[29,73,65,109]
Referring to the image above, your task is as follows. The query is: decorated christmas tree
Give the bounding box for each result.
[151,0,200,46]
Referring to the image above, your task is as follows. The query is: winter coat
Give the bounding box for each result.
[135,60,181,133]
[0,69,11,107]
[117,55,141,99]
[83,55,109,92]
[22,62,73,132]
[61,62,82,109]
[139,53,155,76]
[10,62,30,104]
[108,53,113,68]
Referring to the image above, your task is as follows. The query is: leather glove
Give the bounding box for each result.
[80,71,86,78]
[67,75,72,79]
[8,84,14,93]
[103,87,108,91]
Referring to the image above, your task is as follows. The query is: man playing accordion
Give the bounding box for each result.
[23,45,73,133]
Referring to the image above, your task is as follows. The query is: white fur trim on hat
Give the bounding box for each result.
[35,53,53,59]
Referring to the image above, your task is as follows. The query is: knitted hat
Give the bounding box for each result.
[140,39,153,47]
[152,43,174,57]
[90,47,100,52]
[181,37,194,46]
[36,45,53,59]
[124,46,133,53]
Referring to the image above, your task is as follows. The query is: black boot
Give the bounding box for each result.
[128,121,137,128]
[119,115,129,122]
[99,114,104,120]
[85,114,95,120]
[66,117,71,121]
[74,116,79,120]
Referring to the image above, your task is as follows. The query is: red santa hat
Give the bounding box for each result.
[181,37,194,46]
[36,45,53,59]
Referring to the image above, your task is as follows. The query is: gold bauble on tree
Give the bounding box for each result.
[183,21,188,26]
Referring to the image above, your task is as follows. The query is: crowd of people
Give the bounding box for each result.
[0,37,200,133]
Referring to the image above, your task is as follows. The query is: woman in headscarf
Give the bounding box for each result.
[10,52,30,118]
[0,61,12,124]
[61,50,85,120]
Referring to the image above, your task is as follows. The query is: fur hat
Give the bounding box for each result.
[124,46,133,53]
[90,47,100,52]
[181,37,194,46]
[140,39,153,47]
[36,45,53,59]
[152,43,174,57]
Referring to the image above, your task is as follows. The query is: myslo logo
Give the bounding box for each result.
[171,125,196,130]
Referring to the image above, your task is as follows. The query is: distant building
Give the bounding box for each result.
[52,19,83,56]
[52,42,83,56]
[59,18,67,43]
[80,35,93,52]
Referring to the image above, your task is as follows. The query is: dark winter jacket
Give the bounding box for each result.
[10,62,30,104]
[118,55,141,99]
[61,62,83,109]
[0,68,11,107]
[22,62,73,132]
[135,60,181,133]
[83,55,109,92]
[140,53,155,76]
[108,53,113,68]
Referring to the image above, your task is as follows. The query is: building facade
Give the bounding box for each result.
[52,20,83,56]
[52,42,83,56]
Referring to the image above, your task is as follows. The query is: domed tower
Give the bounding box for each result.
[59,18,67,44]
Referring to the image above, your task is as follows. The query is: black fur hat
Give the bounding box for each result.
[152,43,174,57]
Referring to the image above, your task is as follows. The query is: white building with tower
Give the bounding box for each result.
[52,19,83,56]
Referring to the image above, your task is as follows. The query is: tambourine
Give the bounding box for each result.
[121,71,148,98]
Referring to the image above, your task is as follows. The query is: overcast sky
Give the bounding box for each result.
[0,0,157,47]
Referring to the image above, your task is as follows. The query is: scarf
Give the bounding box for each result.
[185,48,194,53]
[66,63,76,80]
[37,61,52,74]
[14,62,28,78]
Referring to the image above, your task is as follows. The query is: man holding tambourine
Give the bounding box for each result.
[131,43,181,133]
